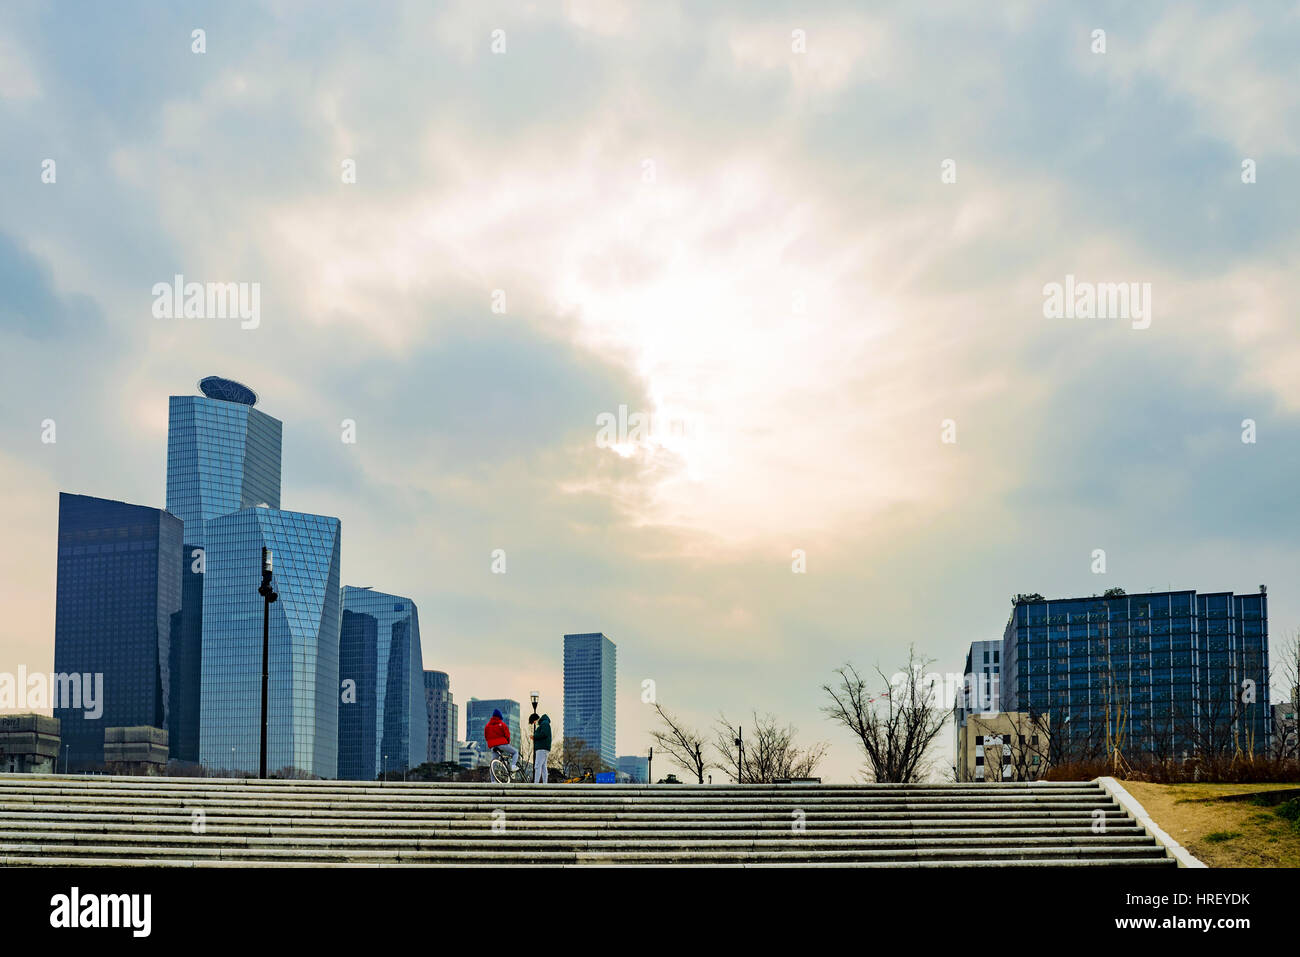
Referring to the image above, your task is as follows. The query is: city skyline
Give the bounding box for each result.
[17,375,1300,782]
[3,3,1299,784]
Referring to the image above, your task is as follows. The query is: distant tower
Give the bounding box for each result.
[563,633,617,767]
[423,671,455,764]
[335,587,429,780]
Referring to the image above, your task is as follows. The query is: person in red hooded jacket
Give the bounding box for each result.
[484,708,518,772]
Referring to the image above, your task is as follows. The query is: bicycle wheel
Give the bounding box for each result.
[517,762,533,783]
[489,759,510,784]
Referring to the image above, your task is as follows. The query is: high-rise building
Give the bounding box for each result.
[465,698,520,753]
[1001,588,1271,760]
[53,494,182,767]
[336,587,429,780]
[563,632,616,766]
[198,507,341,778]
[165,376,282,762]
[423,670,455,764]
[166,377,283,545]
[616,754,648,783]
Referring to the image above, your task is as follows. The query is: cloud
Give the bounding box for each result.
[1,1,1297,782]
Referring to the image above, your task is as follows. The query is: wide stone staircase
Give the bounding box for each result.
[0,775,1178,867]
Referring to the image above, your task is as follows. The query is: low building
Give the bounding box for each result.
[956,711,1046,782]
[0,714,61,773]
[1273,701,1298,758]
[617,754,648,783]
[104,726,169,774]
[457,740,487,770]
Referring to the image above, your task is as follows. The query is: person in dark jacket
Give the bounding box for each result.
[531,714,552,783]
[484,708,518,772]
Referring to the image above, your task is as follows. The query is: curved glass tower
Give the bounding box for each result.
[338,587,429,779]
[199,507,342,778]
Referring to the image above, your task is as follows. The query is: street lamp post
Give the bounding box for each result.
[257,546,278,780]
[735,726,744,784]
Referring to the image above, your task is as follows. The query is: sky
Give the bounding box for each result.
[1,0,1298,783]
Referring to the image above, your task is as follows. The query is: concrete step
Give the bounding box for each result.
[0,855,1179,868]
[0,790,1108,806]
[0,816,1138,832]
[0,775,1176,868]
[0,841,1171,863]
[0,830,1158,850]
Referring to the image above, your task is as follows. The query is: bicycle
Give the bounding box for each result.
[560,762,595,784]
[489,747,532,784]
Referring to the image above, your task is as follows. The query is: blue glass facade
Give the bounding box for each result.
[1001,589,1271,758]
[617,755,648,783]
[165,394,282,547]
[563,632,616,766]
[198,507,341,778]
[53,494,182,766]
[165,387,282,762]
[466,698,521,753]
[337,586,429,779]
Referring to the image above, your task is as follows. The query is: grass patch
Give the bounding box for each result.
[1276,799,1300,825]
[1124,781,1300,867]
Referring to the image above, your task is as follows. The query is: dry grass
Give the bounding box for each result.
[1124,781,1300,868]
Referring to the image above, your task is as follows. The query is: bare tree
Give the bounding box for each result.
[714,712,827,783]
[1271,629,1299,761]
[822,646,950,783]
[649,703,710,783]
[549,737,609,778]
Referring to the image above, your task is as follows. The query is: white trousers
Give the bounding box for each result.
[533,750,549,782]
[493,744,518,769]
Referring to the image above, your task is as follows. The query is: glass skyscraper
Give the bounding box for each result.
[165,376,282,762]
[1001,588,1271,759]
[53,494,182,766]
[563,632,617,766]
[166,379,283,547]
[198,507,341,778]
[336,586,429,779]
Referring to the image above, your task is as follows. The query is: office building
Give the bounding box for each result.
[564,632,616,767]
[458,740,487,770]
[336,586,429,779]
[165,376,282,762]
[1001,588,1271,760]
[198,506,341,778]
[617,754,648,783]
[53,494,182,767]
[955,712,1045,782]
[423,670,455,764]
